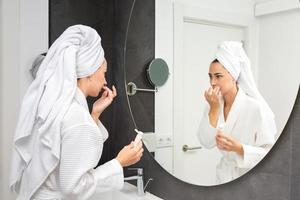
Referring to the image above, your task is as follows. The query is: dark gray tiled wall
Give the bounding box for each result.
[291,92,300,200]
[50,0,299,199]
[124,0,155,133]
[49,0,116,163]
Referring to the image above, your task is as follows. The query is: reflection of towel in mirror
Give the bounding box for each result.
[216,41,276,136]
[197,41,276,184]
[198,87,275,184]
[10,25,107,200]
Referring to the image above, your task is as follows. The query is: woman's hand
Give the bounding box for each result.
[91,85,117,122]
[204,87,221,127]
[204,86,221,112]
[116,141,144,167]
[215,131,244,156]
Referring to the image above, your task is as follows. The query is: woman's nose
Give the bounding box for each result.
[211,78,217,86]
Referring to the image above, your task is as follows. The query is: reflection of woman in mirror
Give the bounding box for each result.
[197,41,276,184]
[10,25,143,199]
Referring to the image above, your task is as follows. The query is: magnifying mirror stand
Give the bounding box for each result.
[127,82,158,96]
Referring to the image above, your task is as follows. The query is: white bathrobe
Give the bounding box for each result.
[31,88,123,200]
[197,88,275,184]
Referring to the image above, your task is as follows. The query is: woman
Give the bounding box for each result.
[10,25,143,200]
[197,41,276,184]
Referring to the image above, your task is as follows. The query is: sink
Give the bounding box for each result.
[89,182,163,200]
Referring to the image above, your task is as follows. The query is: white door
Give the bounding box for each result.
[173,7,245,185]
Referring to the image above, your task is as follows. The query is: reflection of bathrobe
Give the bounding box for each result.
[197,88,275,184]
[31,88,123,200]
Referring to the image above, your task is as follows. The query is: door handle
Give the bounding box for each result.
[182,144,202,152]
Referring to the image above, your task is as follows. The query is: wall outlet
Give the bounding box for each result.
[142,132,157,152]
[156,134,173,148]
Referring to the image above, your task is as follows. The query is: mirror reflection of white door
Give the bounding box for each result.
[173,5,245,185]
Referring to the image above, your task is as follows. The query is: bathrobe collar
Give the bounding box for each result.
[74,87,109,142]
[220,86,246,136]
[75,87,89,111]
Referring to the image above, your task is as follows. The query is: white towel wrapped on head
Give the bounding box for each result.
[10,24,105,199]
[215,41,276,136]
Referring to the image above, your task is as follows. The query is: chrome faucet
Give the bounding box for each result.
[124,168,145,196]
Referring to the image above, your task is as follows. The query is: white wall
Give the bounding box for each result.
[0,0,3,197]
[154,0,175,173]
[256,8,300,137]
[254,0,300,16]
[0,0,48,199]
[1,1,20,199]
[175,0,255,16]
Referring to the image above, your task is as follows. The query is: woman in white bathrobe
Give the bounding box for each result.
[10,25,143,200]
[197,41,276,184]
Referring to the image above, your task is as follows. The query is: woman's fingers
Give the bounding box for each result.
[125,142,134,150]
[219,134,233,143]
[204,90,208,100]
[208,87,213,95]
[204,87,221,112]
[216,141,226,150]
[133,142,144,161]
[103,85,117,100]
[103,86,111,93]
[213,87,219,94]
[112,85,117,98]
[104,86,113,97]
[116,141,144,167]
[137,148,144,158]
[217,136,231,146]
[100,86,109,98]
[217,90,221,97]
[102,90,108,98]
[216,133,234,151]
[205,87,214,100]
[216,87,222,97]
[216,138,227,147]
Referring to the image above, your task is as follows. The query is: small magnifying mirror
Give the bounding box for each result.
[147,58,169,87]
[127,58,169,96]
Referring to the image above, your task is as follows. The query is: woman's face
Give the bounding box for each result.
[208,61,236,96]
[88,59,107,97]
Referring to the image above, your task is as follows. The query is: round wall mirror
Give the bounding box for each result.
[124,0,300,187]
